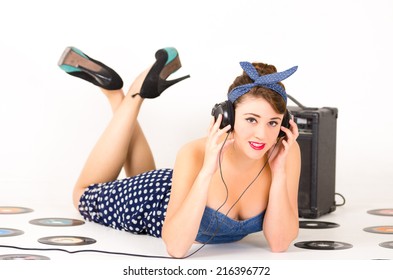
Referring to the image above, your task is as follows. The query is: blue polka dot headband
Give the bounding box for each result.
[228,61,298,104]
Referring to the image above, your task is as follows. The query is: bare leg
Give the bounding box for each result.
[101,88,156,177]
[101,88,125,113]
[73,68,155,208]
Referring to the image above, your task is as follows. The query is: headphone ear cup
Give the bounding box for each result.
[211,100,235,131]
[278,109,292,138]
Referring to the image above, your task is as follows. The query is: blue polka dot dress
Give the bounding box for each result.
[78,168,172,238]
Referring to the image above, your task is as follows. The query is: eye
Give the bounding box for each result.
[268,121,279,127]
[246,117,257,124]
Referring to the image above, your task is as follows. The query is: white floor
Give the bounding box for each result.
[0,181,392,278]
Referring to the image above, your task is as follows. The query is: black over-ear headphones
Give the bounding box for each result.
[211,100,291,138]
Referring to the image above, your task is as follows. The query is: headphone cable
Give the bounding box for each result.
[0,138,278,259]
[186,135,278,257]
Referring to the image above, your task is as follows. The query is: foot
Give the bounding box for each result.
[58,46,124,90]
[135,47,190,99]
[127,67,152,98]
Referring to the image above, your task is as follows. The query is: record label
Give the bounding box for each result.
[367,209,393,217]
[29,218,85,227]
[295,240,353,250]
[300,220,340,229]
[379,241,393,249]
[0,206,33,214]
[0,228,24,237]
[38,235,96,246]
[363,226,393,234]
[0,254,50,260]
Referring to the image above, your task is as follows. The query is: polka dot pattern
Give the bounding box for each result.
[228,61,298,104]
[78,168,172,238]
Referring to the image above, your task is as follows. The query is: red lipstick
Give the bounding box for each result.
[249,141,265,151]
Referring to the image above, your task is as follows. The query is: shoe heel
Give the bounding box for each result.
[158,47,190,91]
[139,47,190,99]
[58,46,123,90]
[157,72,191,94]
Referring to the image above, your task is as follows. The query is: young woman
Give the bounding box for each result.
[58,46,301,258]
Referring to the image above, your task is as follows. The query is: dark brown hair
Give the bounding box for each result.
[227,62,286,114]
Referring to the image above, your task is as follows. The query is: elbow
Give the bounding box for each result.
[163,236,190,259]
[165,245,188,259]
[269,242,291,253]
[162,231,190,259]
[266,230,298,253]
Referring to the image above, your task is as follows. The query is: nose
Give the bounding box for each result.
[254,124,266,140]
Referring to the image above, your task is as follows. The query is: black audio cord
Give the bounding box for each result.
[335,193,346,207]
[0,135,278,259]
[0,244,174,259]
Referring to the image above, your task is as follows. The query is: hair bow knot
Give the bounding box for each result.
[228,61,298,104]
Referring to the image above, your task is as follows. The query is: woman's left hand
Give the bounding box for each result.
[268,118,299,173]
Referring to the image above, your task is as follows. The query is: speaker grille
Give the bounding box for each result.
[297,134,312,210]
[289,106,338,218]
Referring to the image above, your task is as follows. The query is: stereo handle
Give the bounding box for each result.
[287,94,318,110]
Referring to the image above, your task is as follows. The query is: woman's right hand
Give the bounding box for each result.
[201,114,234,176]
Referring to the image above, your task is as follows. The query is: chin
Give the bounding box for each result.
[245,150,268,160]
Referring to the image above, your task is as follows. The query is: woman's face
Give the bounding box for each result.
[233,96,284,160]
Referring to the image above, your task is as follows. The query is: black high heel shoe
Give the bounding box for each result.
[58,46,123,90]
[136,47,190,99]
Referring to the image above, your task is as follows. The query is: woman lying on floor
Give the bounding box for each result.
[58,46,301,258]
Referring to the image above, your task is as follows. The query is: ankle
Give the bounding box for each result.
[127,91,144,102]
[101,89,125,112]
[127,67,151,96]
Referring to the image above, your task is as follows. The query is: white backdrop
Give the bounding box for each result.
[1,0,392,206]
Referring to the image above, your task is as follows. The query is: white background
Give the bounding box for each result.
[1,0,392,208]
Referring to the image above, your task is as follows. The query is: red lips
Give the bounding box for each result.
[249,141,265,150]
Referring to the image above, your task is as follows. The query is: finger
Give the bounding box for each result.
[280,126,295,145]
[208,116,215,133]
[210,115,215,126]
[209,114,222,133]
[211,114,223,132]
[221,124,232,134]
[281,138,289,150]
[289,119,299,138]
[280,125,291,138]
[215,124,232,140]
[211,116,231,140]
[208,114,221,134]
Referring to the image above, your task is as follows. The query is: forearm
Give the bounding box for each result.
[162,169,212,258]
[263,172,299,252]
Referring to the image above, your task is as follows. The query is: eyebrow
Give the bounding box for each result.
[244,113,282,120]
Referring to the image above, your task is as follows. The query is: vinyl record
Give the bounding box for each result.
[0,206,33,214]
[363,226,393,234]
[367,208,393,217]
[379,241,393,249]
[29,218,85,227]
[299,220,339,229]
[294,240,353,250]
[38,235,96,246]
[0,254,50,260]
[0,228,24,237]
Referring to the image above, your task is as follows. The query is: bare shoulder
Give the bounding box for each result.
[171,137,207,186]
[289,140,301,162]
[165,137,207,220]
[290,141,300,156]
[286,140,301,190]
[175,137,206,164]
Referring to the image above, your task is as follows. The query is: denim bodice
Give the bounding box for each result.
[195,206,265,244]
